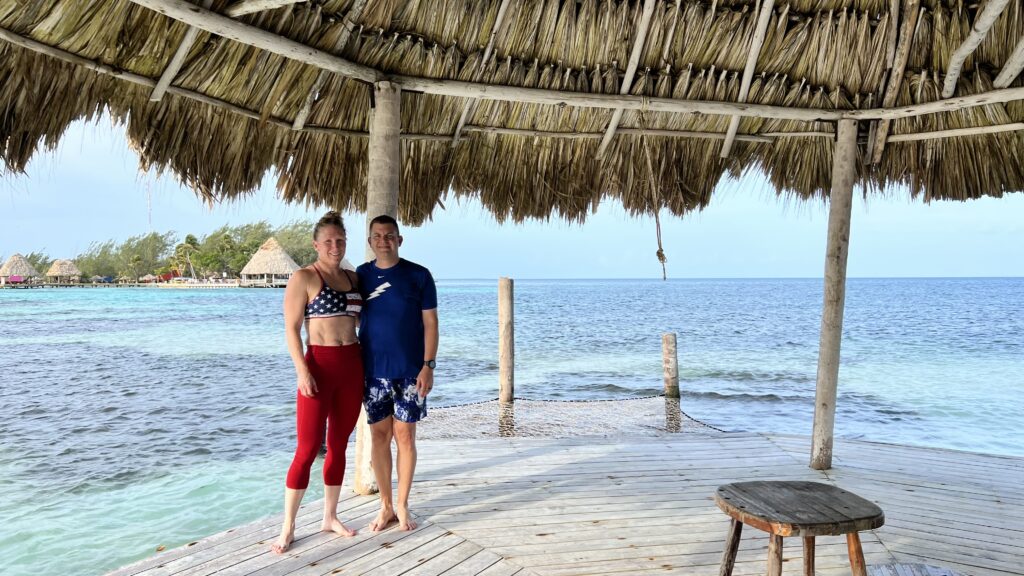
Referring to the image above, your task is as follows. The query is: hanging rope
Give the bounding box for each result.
[638,109,668,280]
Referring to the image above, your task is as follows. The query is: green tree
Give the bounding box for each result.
[118,231,176,278]
[75,240,119,278]
[24,251,54,276]
[274,219,317,266]
[173,234,201,278]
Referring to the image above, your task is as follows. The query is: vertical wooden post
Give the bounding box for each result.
[662,333,679,398]
[354,80,401,496]
[499,277,514,404]
[810,119,857,470]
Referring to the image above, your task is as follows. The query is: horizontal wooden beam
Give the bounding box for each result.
[846,86,1024,120]
[128,0,380,83]
[886,122,1024,143]
[225,0,305,18]
[993,35,1024,88]
[394,75,844,121]
[942,0,1011,98]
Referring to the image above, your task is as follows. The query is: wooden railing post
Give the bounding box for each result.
[499,277,514,404]
[663,333,679,398]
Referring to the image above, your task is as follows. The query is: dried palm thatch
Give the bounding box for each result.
[0,253,40,277]
[240,237,300,276]
[0,0,1022,224]
[46,259,81,278]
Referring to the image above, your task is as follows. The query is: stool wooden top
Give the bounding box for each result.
[714,480,885,537]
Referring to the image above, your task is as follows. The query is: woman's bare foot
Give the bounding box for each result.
[369,506,397,531]
[270,525,294,554]
[321,516,356,537]
[395,505,417,531]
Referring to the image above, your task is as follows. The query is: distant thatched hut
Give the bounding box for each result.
[46,259,81,284]
[0,253,40,284]
[240,238,299,287]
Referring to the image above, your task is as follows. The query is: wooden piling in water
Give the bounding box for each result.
[499,277,514,404]
[663,332,679,398]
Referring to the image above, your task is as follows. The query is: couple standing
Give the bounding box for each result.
[273,212,438,554]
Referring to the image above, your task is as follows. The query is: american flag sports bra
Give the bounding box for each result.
[304,264,363,319]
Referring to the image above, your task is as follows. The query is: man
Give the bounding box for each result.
[357,215,438,531]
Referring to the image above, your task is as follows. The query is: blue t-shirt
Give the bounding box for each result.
[357,258,437,379]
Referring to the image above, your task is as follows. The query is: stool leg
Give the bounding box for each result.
[718,519,743,576]
[803,536,815,576]
[767,534,784,576]
[846,532,867,576]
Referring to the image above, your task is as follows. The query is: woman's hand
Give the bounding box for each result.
[297,371,318,398]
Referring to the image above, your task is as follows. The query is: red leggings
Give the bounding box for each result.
[286,344,363,490]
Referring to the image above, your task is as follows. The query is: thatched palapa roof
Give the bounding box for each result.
[0,253,39,278]
[240,237,301,276]
[0,0,1022,224]
[46,259,81,277]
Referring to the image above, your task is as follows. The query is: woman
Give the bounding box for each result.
[272,211,364,554]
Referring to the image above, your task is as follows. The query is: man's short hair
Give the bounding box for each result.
[369,214,400,234]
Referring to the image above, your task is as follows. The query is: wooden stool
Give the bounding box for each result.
[714,481,885,576]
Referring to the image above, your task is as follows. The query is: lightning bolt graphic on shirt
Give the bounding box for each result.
[367,282,391,300]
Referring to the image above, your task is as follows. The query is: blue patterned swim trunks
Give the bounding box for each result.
[364,377,427,424]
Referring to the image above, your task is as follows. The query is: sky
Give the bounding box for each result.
[1,118,1022,279]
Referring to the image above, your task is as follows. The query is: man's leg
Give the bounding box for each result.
[368,417,396,531]
[393,420,418,530]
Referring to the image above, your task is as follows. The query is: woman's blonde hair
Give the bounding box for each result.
[313,211,345,239]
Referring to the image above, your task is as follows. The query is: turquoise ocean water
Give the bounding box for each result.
[1,278,1022,575]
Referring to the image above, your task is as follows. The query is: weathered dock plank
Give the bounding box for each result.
[109,434,1022,576]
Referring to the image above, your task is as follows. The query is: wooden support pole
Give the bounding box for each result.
[662,333,679,398]
[499,277,515,404]
[720,0,776,158]
[225,0,305,18]
[353,80,401,496]
[994,35,1024,88]
[596,0,659,158]
[810,119,857,471]
[942,0,1012,98]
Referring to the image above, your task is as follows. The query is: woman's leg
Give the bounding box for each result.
[274,353,330,553]
[321,347,363,535]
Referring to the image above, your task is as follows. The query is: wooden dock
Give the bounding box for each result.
[109,433,1023,576]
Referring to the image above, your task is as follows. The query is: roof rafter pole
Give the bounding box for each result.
[720,0,776,158]
[886,121,1024,142]
[292,0,369,130]
[150,0,213,102]
[225,0,305,18]
[870,0,921,164]
[993,35,1024,88]
[942,0,1012,98]
[354,80,402,498]
[395,75,845,121]
[810,118,858,471]
[450,0,513,147]
[596,0,658,159]
[849,85,1024,120]
[127,0,380,83]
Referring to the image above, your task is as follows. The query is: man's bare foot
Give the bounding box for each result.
[369,507,397,531]
[270,525,294,554]
[321,516,356,537]
[395,505,417,531]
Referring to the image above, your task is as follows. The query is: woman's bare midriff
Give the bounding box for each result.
[305,316,359,346]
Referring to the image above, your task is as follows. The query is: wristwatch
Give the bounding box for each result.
[423,359,436,369]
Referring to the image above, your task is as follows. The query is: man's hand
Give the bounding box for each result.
[416,367,434,398]
[298,371,318,398]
